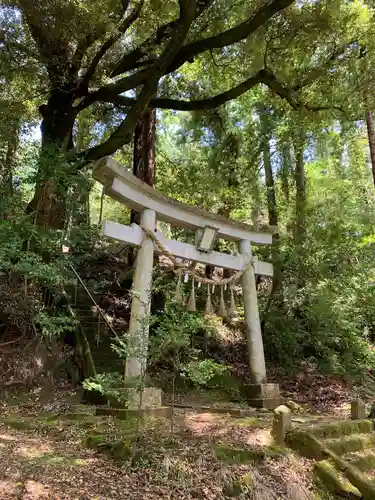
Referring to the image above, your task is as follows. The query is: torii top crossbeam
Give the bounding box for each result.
[93,157,276,245]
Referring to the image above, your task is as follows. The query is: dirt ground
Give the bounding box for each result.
[0,389,321,500]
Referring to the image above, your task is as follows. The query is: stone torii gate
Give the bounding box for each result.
[93,157,280,409]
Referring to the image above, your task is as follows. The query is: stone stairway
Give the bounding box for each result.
[287,419,375,498]
[65,276,124,376]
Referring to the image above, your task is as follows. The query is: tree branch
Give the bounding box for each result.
[70,31,103,79]
[94,0,294,101]
[97,72,265,110]
[293,39,358,91]
[94,68,344,113]
[79,1,144,91]
[167,0,295,74]
[83,0,197,162]
[120,0,131,16]
[17,0,53,62]
[78,68,150,111]
[111,0,214,77]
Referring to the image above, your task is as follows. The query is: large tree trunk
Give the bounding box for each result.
[133,108,157,187]
[366,111,375,186]
[130,108,156,225]
[128,108,156,266]
[26,89,77,230]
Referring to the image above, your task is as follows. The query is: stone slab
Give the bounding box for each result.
[171,404,273,416]
[96,406,172,420]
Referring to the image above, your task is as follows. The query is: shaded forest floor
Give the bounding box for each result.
[0,389,326,500]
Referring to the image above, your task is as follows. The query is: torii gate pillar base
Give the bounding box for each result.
[242,383,281,410]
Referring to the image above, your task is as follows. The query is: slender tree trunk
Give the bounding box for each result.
[263,137,278,227]
[294,134,307,248]
[260,112,282,326]
[280,144,291,202]
[98,186,105,225]
[1,119,19,196]
[366,111,375,186]
[258,103,278,226]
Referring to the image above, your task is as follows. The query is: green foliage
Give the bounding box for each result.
[82,373,127,402]
[181,359,229,388]
[151,301,208,360]
[35,312,77,340]
[4,0,375,393]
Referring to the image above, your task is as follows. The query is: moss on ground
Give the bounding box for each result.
[214,443,287,465]
[214,444,266,464]
[2,417,37,431]
[84,433,132,461]
[34,453,88,467]
[223,471,254,497]
[231,417,270,429]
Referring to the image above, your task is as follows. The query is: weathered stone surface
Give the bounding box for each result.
[314,460,361,499]
[285,400,303,413]
[96,406,172,420]
[326,433,375,456]
[272,405,292,445]
[242,383,280,410]
[307,419,373,440]
[107,387,162,409]
[349,453,375,472]
[127,387,162,410]
[286,430,327,459]
[351,400,366,420]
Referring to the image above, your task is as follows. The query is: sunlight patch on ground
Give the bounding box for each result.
[0,433,18,442]
[246,429,273,447]
[24,480,50,499]
[15,442,53,459]
[0,480,19,497]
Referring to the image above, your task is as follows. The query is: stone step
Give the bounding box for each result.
[324,433,375,456]
[314,460,361,499]
[344,451,375,472]
[307,419,373,440]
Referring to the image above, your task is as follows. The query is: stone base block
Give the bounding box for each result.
[107,387,162,410]
[351,400,366,420]
[242,383,280,410]
[127,387,162,410]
